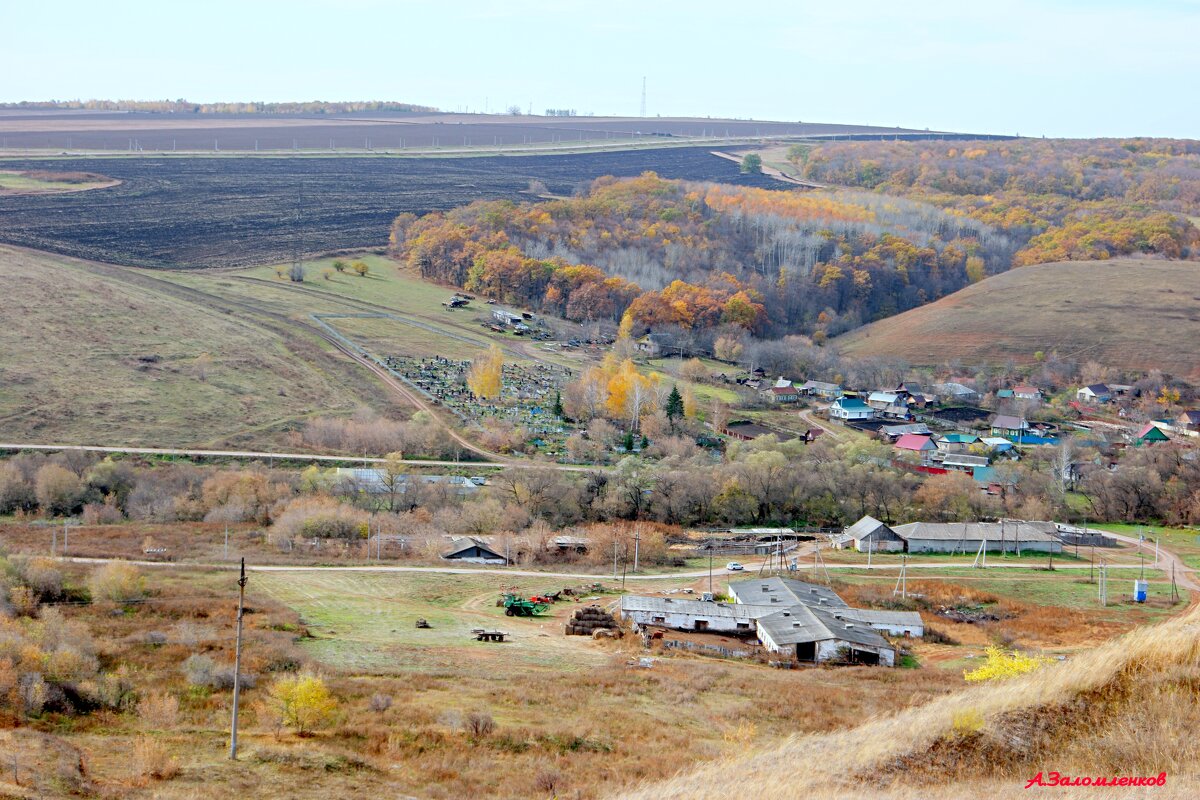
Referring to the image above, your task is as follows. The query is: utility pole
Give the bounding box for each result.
[708,545,714,595]
[63,521,69,555]
[229,558,247,760]
[633,527,640,573]
[640,76,647,117]
[613,542,619,580]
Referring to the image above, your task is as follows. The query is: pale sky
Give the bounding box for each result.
[2,0,1196,138]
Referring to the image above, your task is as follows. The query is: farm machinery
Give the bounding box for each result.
[501,593,550,617]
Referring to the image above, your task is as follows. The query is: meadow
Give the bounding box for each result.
[836,258,1200,377]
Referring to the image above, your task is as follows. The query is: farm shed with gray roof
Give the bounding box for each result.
[756,605,896,666]
[891,521,1062,554]
[727,577,848,609]
[619,596,771,634]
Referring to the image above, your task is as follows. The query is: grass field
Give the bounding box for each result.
[0,168,118,194]
[0,245,398,447]
[835,258,1200,377]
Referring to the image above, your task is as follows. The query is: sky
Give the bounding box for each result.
[2,0,1197,138]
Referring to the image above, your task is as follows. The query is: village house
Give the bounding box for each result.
[880,422,931,441]
[1013,385,1043,402]
[761,377,800,404]
[934,382,980,404]
[1077,384,1112,403]
[990,414,1030,439]
[830,397,875,421]
[890,521,1063,554]
[1177,410,1200,433]
[1133,423,1170,445]
[934,432,979,453]
[934,453,991,477]
[843,515,905,553]
[799,380,843,399]
[894,433,936,462]
[441,537,508,564]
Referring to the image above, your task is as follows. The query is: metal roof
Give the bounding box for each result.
[991,414,1029,430]
[835,609,924,627]
[892,521,1060,543]
[882,423,930,437]
[728,577,848,609]
[843,515,886,540]
[619,596,774,620]
[757,605,891,650]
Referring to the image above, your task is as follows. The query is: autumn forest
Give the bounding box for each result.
[387,139,1200,346]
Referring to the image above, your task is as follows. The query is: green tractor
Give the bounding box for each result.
[502,593,550,617]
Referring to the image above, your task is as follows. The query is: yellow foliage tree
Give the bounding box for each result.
[965,256,986,283]
[467,344,504,400]
[606,359,653,430]
[963,646,1052,683]
[617,311,635,340]
[682,385,698,418]
[266,671,338,735]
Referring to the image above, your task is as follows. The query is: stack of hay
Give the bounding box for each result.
[565,605,618,636]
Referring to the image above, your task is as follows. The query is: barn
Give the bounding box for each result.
[843,515,906,553]
[618,596,769,634]
[755,605,896,666]
[891,521,1062,554]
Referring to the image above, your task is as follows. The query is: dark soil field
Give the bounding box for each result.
[0,148,783,268]
[0,110,948,151]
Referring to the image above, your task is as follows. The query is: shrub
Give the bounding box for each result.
[181,654,216,687]
[464,711,496,739]
[265,671,337,735]
[963,645,1053,682]
[139,691,180,730]
[131,737,180,781]
[88,561,144,603]
[81,502,124,525]
[15,557,64,601]
[949,707,985,738]
[272,496,369,540]
[368,693,393,714]
[34,464,83,516]
[0,463,35,514]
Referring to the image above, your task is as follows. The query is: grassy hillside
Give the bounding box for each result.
[0,245,398,447]
[619,601,1200,799]
[836,259,1200,377]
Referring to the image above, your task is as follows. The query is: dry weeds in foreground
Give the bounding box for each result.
[616,605,1200,799]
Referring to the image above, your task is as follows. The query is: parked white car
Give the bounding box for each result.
[725,562,744,571]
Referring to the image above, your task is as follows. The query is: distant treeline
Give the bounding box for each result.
[798,138,1200,265]
[0,100,438,115]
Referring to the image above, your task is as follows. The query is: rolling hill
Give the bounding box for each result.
[836,259,1200,378]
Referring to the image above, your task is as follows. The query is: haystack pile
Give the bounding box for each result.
[565,605,618,636]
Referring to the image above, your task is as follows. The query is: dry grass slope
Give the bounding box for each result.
[0,245,396,447]
[616,602,1200,799]
[836,259,1200,378]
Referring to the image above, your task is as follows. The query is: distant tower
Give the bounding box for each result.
[640,76,647,117]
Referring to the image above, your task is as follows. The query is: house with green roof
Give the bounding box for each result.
[1134,423,1169,445]
[934,433,979,453]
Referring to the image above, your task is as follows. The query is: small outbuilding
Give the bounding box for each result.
[442,537,508,564]
[843,515,905,553]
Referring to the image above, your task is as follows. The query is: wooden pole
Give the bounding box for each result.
[230,558,247,760]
